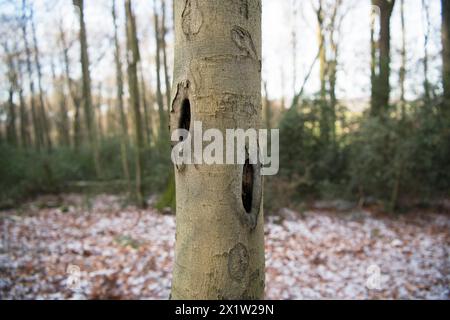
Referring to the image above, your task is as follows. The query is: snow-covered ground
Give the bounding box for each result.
[0,194,448,299]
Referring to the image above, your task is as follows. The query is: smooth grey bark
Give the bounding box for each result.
[171,0,264,300]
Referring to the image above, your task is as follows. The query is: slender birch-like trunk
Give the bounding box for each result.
[125,0,145,207]
[30,5,52,151]
[112,0,131,192]
[442,0,450,111]
[74,0,102,177]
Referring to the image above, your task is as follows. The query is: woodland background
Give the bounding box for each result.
[0,0,449,299]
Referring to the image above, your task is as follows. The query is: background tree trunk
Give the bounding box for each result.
[30,5,52,151]
[51,58,70,146]
[125,0,145,207]
[171,0,265,300]
[74,0,102,177]
[399,0,406,117]
[263,81,271,130]
[371,0,396,117]
[21,0,42,151]
[422,0,431,102]
[153,0,167,147]
[16,60,31,148]
[59,22,82,149]
[139,64,152,146]
[4,43,18,146]
[112,0,131,193]
[442,0,450,111]
[161,0,172,113]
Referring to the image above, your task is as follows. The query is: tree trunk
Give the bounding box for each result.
[139,64,152,146]
[125,0,145,208]
[315,0,330,145]
[51,58,70,146]
[59,23,82,149]
[399,0,406,117]
[370,4,377,114]
[442,0,450,110]
[171,0,265,299]
[4,43,18,146]
[74,0,102,177]
[16,60,31,148]
[161,0,172,113]
[30,5,52,151]
[291,0,297,92]
[96,83,104,142]
[317,1,326,101]
[371,0,396,117]
[263,81,271,130]
[422,0,431,102]
[112,0,131,193]
[21,0,42,151]
[153,0,168,146]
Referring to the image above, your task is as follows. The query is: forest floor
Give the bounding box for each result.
[0,193,448,300]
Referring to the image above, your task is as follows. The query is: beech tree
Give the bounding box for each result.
[370,0,396,117]
[170,0,265,299]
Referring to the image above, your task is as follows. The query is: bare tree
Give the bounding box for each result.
[73,0,102,177]
[50,56,70,146]
[16,54,31,148]
[125,0,145,207]
[370,0,396,117]
[3,42,18,146]
[59,21,82,149]
[30,3,52,150]
[161,0,172,112]
[21,0,42,150]
[112,0,131,193]
[441,0,450,111]
[422,0,431,102]
[153,0,167,146]
[399,0,406,116]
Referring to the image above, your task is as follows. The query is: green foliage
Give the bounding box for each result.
[278,99,347,198]
[274,97,450,212]
[0,137,172,208]
[155,170,176,212]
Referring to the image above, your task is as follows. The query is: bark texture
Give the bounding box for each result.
[171,0,264,300]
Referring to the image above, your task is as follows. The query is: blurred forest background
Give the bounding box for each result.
[0,0,449,300]
[0,0,449,211]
